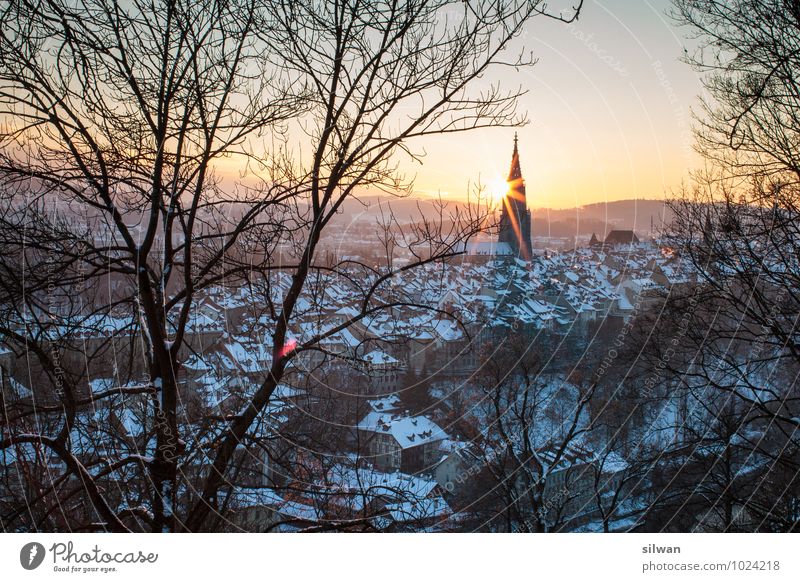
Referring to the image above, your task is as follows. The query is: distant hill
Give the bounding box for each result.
[330,195,463,223]
[331,195,673,237]
[531,199,673,238]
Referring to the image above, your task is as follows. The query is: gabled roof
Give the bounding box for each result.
[358,411,447,450]
[362,349,399,366]
[605,230,640,245]
[368,395,402,413]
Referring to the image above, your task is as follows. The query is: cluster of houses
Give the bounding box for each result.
[207,232,696,530]
[1,230,698,531]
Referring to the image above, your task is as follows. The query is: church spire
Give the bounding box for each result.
[498,133,532,261]
[508,132,522,182]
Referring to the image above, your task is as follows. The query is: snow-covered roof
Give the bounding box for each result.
[386,496,451,522]
[362,349,399,367]
[368,395,402,412]
[358,411,448,449]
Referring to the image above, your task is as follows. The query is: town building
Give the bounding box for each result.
[498,134,533,260]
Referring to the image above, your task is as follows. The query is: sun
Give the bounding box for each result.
[487,176,509,204]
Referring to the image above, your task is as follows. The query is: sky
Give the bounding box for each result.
[411,0,706,209]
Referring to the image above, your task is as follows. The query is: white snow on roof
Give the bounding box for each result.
[386,496,451,522]
[358,411,447,449]
[362,349,399,366]
[368,395,402,412]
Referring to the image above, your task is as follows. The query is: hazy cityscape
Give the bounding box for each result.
[1,0,799,538]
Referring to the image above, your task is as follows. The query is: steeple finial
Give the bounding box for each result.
[508,133,522,182]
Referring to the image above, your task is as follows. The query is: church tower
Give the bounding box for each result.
[498,133,533,260]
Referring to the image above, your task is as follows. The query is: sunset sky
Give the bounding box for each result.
[412,0,705,209]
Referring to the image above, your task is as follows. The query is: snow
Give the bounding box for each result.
[386,496,451,522]
[368,395,402,412]
[430,319,463,341]
[362,349,399,366]
[358,411,447,449]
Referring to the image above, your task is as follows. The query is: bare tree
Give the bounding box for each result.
[621,0,800,531]
[0,0,584,532]
[665,0,800,431]
[462,338,596,532]
[673,0,800,181]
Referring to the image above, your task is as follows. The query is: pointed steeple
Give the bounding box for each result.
[498,133,532,261]
[508,132,522,182]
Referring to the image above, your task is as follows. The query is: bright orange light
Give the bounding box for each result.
[487,176,509,203]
